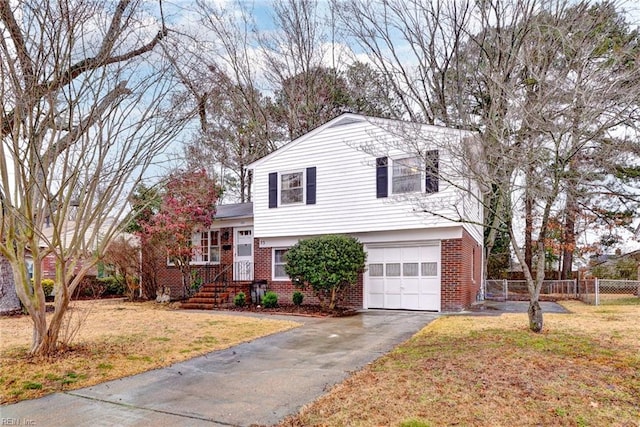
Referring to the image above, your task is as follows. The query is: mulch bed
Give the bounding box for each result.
[218,304,359,318]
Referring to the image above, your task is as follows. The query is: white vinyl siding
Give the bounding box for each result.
[252,118,480,241]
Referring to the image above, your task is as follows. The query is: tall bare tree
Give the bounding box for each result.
[0,0,190,355]
[168,0,281,203]
[335,0,640,331]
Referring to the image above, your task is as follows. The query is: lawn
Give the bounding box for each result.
[280,299,640,427]
[0,299,299,404]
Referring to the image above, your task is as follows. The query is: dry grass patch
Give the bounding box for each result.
[0,299,299,404]
[280,300,640,427]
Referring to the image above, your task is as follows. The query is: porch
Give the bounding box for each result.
[180,261,265,309]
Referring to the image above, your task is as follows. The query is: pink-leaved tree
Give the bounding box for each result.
[142,170,220,298]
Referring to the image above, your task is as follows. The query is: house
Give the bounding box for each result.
[157,114,484,311]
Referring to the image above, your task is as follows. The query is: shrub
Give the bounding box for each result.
[292,291,304,306]
[262,291,278,308]
[73,275,105,299]
[97,276,125,296]
[234,292,246,307]
[41,279,55,297]
[285,234,366,310]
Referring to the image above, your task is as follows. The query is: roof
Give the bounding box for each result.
[214,202,253,219]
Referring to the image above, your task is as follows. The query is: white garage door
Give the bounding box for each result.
[366,244,441,311]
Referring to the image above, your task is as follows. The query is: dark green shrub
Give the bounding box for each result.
[262,291,278,308]
[234,292,246,307]
[41,279,55,297]
[285,234,366,310]
[98,276,125,295]
[292,291,304,306]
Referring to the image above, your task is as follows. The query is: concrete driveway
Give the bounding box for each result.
[1,310,438,427]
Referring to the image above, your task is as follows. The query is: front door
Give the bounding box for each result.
[234,228,254,281]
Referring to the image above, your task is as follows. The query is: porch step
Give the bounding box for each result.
[180,302,224,310]
[181,280,231,309]
[194,291,228,298]
[187,294,229,304]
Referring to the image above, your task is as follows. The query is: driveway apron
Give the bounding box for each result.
[1,310,438,427]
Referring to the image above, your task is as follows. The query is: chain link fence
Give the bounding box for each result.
[579,279,640,305]
[485,278,640,305]
[485,279,577,301]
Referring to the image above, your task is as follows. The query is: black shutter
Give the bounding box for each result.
[425,150,439,194]
[306,167,316,204]
[376,157,388,198]
[268,172,278,208]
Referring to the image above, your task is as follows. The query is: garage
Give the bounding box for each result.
[366,243,441,311]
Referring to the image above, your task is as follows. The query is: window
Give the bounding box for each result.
[273,248,289,280]
[191,230,220,264]
[269,168,316,208]
[280,172,303,204]
[377,151,439,197]
[386,263,401,276]
[403,263,419,276]
[421,262,437,276]
[392,156,421,194]
[369,263,384,277]
[236,229,253,257]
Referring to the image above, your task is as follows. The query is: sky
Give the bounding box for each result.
[3,0,639,256]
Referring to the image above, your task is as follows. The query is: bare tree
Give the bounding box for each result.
[165,0,281,203]
[336,0,640,331]
[0,0,191,355]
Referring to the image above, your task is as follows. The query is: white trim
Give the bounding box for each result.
[364,240,440,249]
[272,247,290,281]
[391,155,423,195]
[279,169,306,206]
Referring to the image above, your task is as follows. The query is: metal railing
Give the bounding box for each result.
[233,261,253,281]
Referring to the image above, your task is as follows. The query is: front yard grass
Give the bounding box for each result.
[280,300,640,427]
[0,299,299,404]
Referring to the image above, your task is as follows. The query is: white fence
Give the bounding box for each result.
[485,279,640,306]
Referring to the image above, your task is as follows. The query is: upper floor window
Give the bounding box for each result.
[269,167,316,208]
[280,171,304,204]
[392,156,421,194]
[376,150,439,198]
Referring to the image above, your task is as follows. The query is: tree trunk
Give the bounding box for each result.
[525,191,533,273]
[0,255,21,315]
[527,299,543,333]
[561,199,577,280]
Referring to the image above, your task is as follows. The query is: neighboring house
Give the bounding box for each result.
[156,114,484,311]
[38,218,135,280]
[585,249,640,280]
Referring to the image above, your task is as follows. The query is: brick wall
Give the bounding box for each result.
[254,242,363,308]
[152,226,482,311]
[441,230,482,311]
[153,226,236,300]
